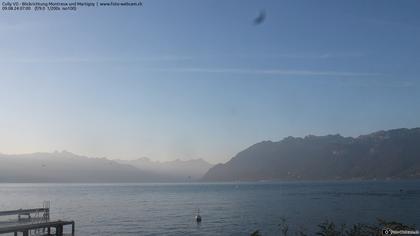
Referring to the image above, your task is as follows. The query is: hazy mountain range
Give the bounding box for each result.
[1,128,419,182]
[202,128,420,181]
[0,151,212,182]
[117,157,213,180]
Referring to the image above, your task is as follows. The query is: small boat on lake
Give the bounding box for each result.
[195,209,202,223]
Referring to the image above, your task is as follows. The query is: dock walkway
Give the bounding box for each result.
[0,205,75,236]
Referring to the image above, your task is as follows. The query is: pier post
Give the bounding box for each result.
[46,207,50,220]
[72,221,75,235]
[56,225,63,236]
[23,230,29,236]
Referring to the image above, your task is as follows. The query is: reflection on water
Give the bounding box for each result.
[0,181,419,235]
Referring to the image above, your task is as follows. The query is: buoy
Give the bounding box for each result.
[195,209,202,223]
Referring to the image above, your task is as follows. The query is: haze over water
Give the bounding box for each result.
[1,181,419,235]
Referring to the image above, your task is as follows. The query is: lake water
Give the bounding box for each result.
[0,181,419,235]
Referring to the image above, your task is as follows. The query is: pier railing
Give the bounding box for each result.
[0,208,50,222]
[0,202,74,236]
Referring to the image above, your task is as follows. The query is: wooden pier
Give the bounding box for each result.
[0,203,75,236]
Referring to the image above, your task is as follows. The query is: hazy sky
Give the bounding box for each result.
[1,0,419,163]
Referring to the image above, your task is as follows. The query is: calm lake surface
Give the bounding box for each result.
[0,181,419,235]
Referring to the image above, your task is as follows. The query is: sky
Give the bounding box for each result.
[0,0,419,163]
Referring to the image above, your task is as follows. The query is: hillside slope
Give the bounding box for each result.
[202,128,420,181]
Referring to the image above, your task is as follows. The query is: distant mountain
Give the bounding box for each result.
[202,128,420,181]
[117,157,213,181]
[0,151,167,183]
[0,151,213,183]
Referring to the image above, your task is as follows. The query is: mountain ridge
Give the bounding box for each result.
[116,157,213,181]
[0,151,212,182]
[202,128,420,181]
